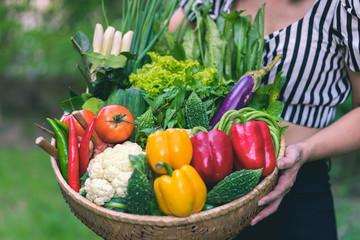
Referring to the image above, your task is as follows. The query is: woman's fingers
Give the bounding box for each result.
[259,171,294,204]
[251,197,282,225]
[250,172,294,225]
[250,144,305,225]
[278,144,305,169]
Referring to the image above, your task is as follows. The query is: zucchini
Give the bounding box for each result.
[106,88,147,119]
[206,168,262,205]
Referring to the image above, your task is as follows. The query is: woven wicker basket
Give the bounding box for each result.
[50,135,285,240]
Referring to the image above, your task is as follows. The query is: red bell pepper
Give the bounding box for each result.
[190,129,233,183]
[258,121,277,176]
[229,120,276,176]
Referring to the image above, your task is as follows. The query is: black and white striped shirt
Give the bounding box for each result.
[181,0,360,128]
[181,0,234,21]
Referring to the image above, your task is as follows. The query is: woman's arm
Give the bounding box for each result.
[250,68,360,225]
[168,8,186,33]
[300,68,360,161]
[168,7,196,33]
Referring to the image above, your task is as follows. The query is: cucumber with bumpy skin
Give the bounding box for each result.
[130,107,155,142]
[185,91,210,130]
[126,168,152,215]
[206,168,262,205]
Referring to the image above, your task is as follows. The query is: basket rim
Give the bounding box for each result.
[50,135,285,227]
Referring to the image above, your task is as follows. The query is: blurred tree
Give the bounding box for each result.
[0,0,120,119]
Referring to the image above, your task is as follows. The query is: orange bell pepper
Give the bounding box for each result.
[154,162,207,217]
[146,128,193,174]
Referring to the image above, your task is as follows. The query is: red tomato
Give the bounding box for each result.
[95,105,134,143]
[63,110,96,137]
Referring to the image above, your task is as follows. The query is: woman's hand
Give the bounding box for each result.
[250,143,307,225]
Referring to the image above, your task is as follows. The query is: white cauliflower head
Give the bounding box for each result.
[84,141,144,206]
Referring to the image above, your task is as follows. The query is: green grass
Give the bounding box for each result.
[0,147,101,240]
[330,153,360,240]
[1,147,359,239]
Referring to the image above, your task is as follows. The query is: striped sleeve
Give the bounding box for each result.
[334,0,360,71]
[180,0,234,22]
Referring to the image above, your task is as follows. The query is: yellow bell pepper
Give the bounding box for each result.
[154,162,207,217]
[146,128,193,174]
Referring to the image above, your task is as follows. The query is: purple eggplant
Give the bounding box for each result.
[210,55,282,128]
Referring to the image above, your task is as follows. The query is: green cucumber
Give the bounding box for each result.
[206,168,262,205]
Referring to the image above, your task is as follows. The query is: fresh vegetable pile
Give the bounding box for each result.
[36,1,288,218]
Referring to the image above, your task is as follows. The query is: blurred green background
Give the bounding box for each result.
[0,1,359,239]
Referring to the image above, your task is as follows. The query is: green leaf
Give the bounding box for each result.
[68,87,80,98]
[149,94,165,110]
[80,171,89,181]
[194,7,205,63]
[182,27,200,60]
[176,110,187,129]
[203,14,227,79]
[60,96,85,113]
[163,107,176,129]
[170,42,186,61]
[153,19,177,54]
[80,92,93,101]
[256,83,273,94]
[82,97,105,115]
[120,51,136,60]
[92,73,118,100]
[73,31,92,53]
[279,125,289,136]
[268,71,285,105]
[129,154,149,174]
[233,14,251,78]
[156,111,164,126]
[141,128,157,137]
[167,119,177,128]
[105,54,127,68]
[245,4,265,71]
[222,10,245,21]
[169,85,186,109]
[85,52,105,65]
[266,100,284,118]
[216,13,226,35]
[222,17,235,80]
[248,92,269,110]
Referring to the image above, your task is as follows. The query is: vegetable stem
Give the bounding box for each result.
[70,37,93,90]
[258,54,282,77]
[35,136,59,160]
[155,161,173,176]
[101,0,110,27]
[35,123,55,138]
[72,111,105,149]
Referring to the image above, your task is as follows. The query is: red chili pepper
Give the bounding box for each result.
[229,120,276,176]
[71,110,108,156]
[190,129,233,183]
[68,116,80,192]
[79,117,96,177]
